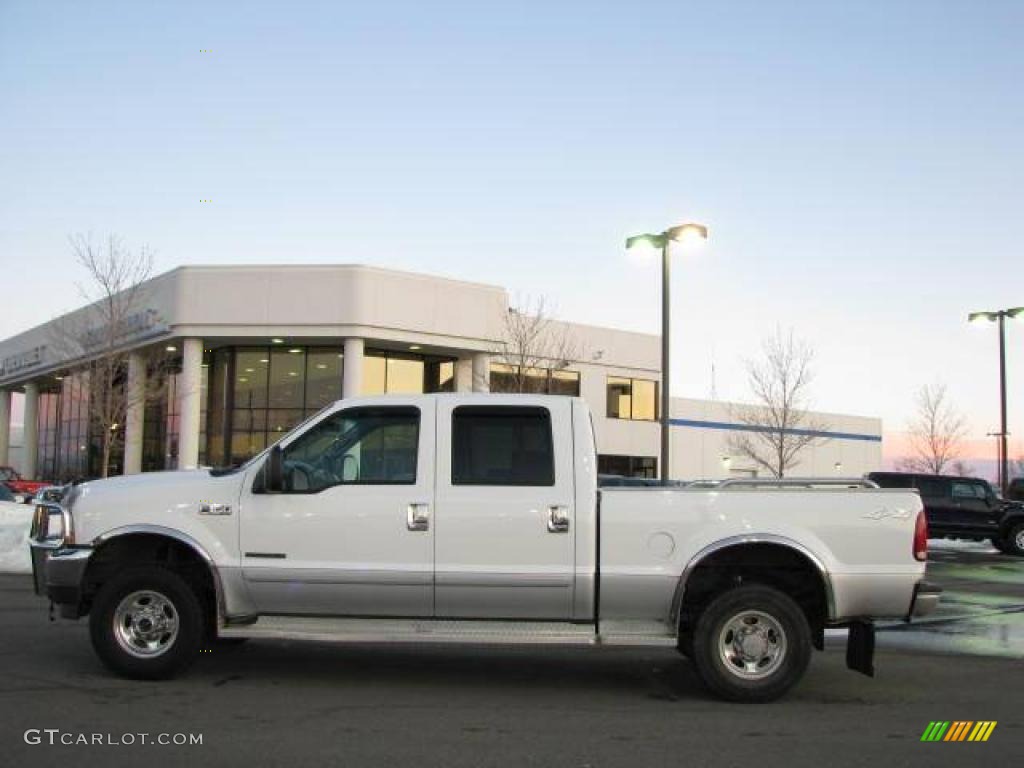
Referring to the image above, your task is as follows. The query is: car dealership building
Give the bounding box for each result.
[0,264,881,483]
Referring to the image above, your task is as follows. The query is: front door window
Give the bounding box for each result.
[282,407,419,492]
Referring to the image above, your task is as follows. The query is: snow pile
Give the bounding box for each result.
[0,503,34,573]
[929,538,997,553]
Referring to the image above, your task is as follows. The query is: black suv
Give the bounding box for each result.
[867,472,1024,557]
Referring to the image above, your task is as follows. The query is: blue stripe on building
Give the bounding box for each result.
[668,418,882,443]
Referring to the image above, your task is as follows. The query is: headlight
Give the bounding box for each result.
[31,503,73,546]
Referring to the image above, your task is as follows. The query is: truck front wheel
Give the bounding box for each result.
[690,584,812,703]
[89,567,204,680]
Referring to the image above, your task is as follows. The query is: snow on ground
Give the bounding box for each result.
[928,538,998,554]
[0,502,34,573]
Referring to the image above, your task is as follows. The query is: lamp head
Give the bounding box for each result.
[667,222,709,247]
[625,233,666,250]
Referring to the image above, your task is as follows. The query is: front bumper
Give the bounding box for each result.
[29,543,93,617]
[909,580,942,618]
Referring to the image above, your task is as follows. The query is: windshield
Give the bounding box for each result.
[0,485,14,502]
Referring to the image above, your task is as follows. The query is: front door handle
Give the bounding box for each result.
[547,505,570,533]
[407,502,430,532]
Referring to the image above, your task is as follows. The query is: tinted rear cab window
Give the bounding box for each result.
[914,476,950,498]
[452,406,554,486]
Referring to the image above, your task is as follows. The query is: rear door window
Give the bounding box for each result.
[914,476,949,498]
[451,406,555,486]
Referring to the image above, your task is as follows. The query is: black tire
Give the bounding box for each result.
[89,567,204,680]
[996,522,1024,557]
[690,584,812,703]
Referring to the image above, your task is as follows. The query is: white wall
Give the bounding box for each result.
[669,398,883,480]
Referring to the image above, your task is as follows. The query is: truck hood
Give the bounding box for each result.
[70,469,246,545]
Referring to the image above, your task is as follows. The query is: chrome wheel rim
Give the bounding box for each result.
[1015,529,1024,550]
[718,610,787,680]
[113,590,179,658]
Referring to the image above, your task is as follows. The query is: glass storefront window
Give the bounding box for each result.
[491,363,580,396]
[607,376,658,420]
[268,348,305,409]
[206,348,231,467]
[598,454,658,479]
[363,354,387,395]
[306,349,343,410]
[631,379,657,421]
[386,356,425,394]
[234,349,270,410]
[606,377,631,418]
[428,360,455,393]
[362,349,455,395]
[266,409,305,448]
[549,369,580,396]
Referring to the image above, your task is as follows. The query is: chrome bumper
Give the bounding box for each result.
[29,543,93,617]
[910,580,942,618]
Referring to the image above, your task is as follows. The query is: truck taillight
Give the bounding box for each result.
[913,510,928,562]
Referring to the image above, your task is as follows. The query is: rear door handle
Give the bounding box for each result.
[407,502,430,532]
[547,505,570,533]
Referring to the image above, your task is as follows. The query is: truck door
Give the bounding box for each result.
[950,480,1000,534]
[239,401,434,616]
[434,399,576,619]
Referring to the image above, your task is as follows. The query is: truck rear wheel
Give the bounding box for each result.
[690,584,811,703]
[89,567,204,680]
[995,522,1024,557]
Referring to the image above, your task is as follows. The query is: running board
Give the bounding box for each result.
[220,616,676,647]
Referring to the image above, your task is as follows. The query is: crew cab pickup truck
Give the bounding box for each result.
[29,395,939,702]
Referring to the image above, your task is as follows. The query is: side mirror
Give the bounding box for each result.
[265,445,284,493]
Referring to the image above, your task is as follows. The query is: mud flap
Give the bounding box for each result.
[846,621,875,677]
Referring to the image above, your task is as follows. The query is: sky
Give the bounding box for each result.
[0,0,1021,472]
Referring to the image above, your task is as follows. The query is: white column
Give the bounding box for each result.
[471,352,491,393]
[177,339,203,470]
[0,390,10,466]
[342,337,364,398]
[22,381,39,478]
[123,352,146,474]
[454,358,473,392]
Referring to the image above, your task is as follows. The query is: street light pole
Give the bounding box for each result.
[998,311,1007,493]
[969,306,1022,495]
[626,222,708,486]
[661,238,671,487]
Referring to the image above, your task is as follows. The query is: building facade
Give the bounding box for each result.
[0,264,881,482]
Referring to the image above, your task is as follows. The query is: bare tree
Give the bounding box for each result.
[1012,456,1024,481]
[949,459,976,477]
[727,328,830,478]
[50,235,168,478]
[489,295,580,393]
[895,383,968,476]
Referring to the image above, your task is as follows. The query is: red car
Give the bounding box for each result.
[0,466,47,498]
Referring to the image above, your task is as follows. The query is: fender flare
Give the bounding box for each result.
[669,533,837,626]
[91,524,227,623]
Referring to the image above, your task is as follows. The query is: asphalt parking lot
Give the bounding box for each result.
[1,543,1021,768]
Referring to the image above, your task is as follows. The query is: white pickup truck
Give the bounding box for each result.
[29,394,939,702]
